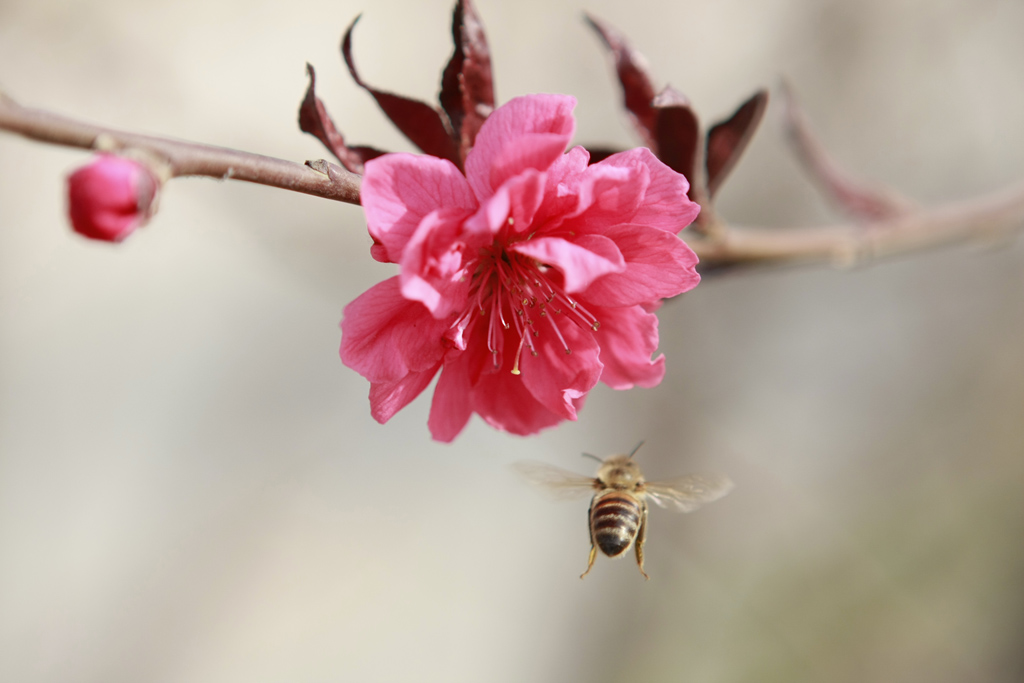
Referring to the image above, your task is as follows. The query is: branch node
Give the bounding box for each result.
[699,211,729,243]
[93,133,118,152]
[830,239,864,269]
[305,158,332,176]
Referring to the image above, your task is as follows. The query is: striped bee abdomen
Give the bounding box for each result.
[590,492,643,558]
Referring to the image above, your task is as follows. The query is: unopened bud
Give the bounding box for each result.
[66,154,161,242]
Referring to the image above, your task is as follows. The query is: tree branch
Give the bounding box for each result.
[688,177,1024,272]
[0,91,362,204]
[688,84,1024,272]
[1,91,1022,272]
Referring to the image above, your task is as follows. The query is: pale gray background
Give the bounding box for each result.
[1,0,1023,681]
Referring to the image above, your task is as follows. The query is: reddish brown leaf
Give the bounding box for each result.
[705,89,768,197]
[780,82,912,220]
[440,0,495,159]
[298,63,384,174]
[439,10,466,132]
[584,147,623,164]
[651,86,701,196]
[348,146,387,165]
[342,16,461,166]
[585,14,658,148]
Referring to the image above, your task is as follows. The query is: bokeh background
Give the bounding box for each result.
[2,0,1023,681]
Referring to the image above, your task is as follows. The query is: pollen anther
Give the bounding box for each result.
[457,240,603,375]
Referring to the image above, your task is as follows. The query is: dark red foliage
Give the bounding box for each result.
[298,63,385,174]
[586,15,768,202]
[780,83,909,220]
[440,0,495,160]
[342,16,461,167]
[706,90,768,197]
[652,86,700,199]
[585,147,621,164]
[300,2,767,203]
[299,3,499,173]
[584,14,701,200]
[584,13,658,148]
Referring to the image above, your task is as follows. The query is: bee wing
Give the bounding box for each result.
[644,474,734,512]
[512,460,598,501]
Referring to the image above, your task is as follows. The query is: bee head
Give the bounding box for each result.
[596,454,643,487]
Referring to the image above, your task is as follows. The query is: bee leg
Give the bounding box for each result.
[581,500,597,579]
[580,544,597,579]
[635,504,650,580]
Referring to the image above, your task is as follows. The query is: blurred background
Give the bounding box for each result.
[1,0,1023,681]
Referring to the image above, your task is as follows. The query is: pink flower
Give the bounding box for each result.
[67,154,160,242]
[342,94,700,441]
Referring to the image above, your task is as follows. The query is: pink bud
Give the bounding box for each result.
[66,154,160,242]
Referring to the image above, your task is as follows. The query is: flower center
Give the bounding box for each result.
[451,240,601,375]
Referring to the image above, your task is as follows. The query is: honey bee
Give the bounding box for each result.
[514,442,733,579]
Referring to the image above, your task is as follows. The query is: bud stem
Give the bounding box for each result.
[0,93,361,205]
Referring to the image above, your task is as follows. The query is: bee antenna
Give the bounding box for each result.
[628,440,646,459]
[581,452,603,463]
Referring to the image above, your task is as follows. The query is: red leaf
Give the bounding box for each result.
[584,147,623,165]
[585,14,658,148]
[349,146,387,165]
[781,82,912,220]
[440,0,495,160]
[298,63,384,174]
[342,16,461,166]
[651,86,701,196]
[705,89,768,197]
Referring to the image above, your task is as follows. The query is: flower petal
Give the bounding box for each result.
[510,234,625,294]
[582,224,700,307]
[361,153,476,263]
[485,134,568,198]
[580,162,645,218]
[518,320,602,421]
[465,94,576,200]
[472,367,568,436]
[502,169,547,234]
[340,277,450,383]
[435,319,562,435]
[369,364,441,424]
[399,208,476,318]
[595,148,700,233]
[557,157,647,234]
[592,305,665,389]
[464,168,547,238]
[428,355,475,442]
[526,145,592,234]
